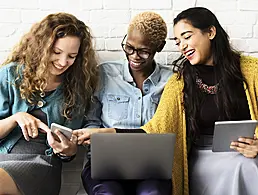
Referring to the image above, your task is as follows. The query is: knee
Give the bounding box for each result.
[136,180,160,195]
[136,180,171,195]
[92,181,124,195]
[0,168,21,195]
[137,189,160,195]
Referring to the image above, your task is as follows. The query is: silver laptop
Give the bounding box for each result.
[91,133,176,180]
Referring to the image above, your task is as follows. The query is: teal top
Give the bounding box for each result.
[0,62,101,154]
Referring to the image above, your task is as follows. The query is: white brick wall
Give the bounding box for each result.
[1,0,258,65]
[0,1,257,195]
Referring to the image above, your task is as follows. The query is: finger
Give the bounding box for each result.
[83,140,91,145]
[230,141,238,146]
[235,146,245,154]
[51,132,61,142]
[29,119,38,138]
[26,123,33,138]
[72,130,80,136]
[37,121,51,133]
[236,142,249,149]
[47,131,56,146]
[238,147,257,158]
[30,126,38,138]
[78,139,85,145]
[20,124,30,141]
[78,133,90,142]
[242,152,257,158]
[53,148,59,154]
[70,134,78,144]
[54,130,68,143]
[238,137,255,145]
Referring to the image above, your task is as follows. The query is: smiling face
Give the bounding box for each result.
[173,20,216,66]
[125,29,156,73]
[49,36,80,80]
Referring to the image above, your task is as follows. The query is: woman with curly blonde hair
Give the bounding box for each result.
[0,12,100,195]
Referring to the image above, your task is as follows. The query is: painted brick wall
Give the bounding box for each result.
[0,0,257,195]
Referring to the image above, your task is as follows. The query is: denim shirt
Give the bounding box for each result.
[96,60,173,128]
[0,62,101,154]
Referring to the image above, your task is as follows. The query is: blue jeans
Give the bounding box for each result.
[82,162,172,195]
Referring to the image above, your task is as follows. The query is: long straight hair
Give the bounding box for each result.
[173,7,244,137]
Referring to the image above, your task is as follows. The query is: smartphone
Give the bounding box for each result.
[51,123,73,140]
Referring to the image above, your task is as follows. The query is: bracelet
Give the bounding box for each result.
[56,153,76,162]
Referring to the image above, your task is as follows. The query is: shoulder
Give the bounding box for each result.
[157,63,173,80]
[163,73,184,95]
[98,60,125,77]
[240,55,258,76]
[0,62,20,80]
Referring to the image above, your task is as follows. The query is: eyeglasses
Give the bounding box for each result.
[121,34,152,59]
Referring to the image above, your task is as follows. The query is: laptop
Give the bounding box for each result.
[91,133,176,180]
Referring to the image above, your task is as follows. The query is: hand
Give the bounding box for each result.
[47,129,77,157]
[73,128,116,145]
[13,112,50,141]
[230,135,258,158]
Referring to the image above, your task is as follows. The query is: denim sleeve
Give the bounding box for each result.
[0,67,12,142]
[82,96,102,128]
[0,67,12,120]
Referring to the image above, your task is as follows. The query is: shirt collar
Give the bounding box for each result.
[123,59,161,86]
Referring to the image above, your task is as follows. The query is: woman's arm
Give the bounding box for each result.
[0,112,51,140]
[0,115,18,139]
[0,66,50,140]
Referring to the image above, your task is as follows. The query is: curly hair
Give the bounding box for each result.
[2,12,99,119]
[128,12,167,47]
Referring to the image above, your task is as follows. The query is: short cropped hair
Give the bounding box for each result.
[128,12,167,47]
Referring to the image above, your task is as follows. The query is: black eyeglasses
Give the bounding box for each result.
[121,34,152,59]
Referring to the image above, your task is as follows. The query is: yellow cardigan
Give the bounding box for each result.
[142,56,258,195]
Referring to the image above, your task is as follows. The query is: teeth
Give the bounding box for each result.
[186,50,194,56]
[131,61,141,66]
[54,63,64,69]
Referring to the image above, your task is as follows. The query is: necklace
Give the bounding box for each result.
[196,75,219,94]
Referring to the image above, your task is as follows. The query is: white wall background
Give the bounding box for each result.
[0,1,257,194]
[0,0,258,66]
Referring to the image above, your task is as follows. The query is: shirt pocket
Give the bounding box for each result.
[107,94,130,121]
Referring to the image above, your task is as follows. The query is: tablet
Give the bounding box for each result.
[212,120,258,152]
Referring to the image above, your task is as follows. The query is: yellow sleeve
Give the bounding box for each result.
[142,74,184,134]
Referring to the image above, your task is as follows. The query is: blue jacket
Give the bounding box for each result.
[96,60,173,128]
[0,62,101,154]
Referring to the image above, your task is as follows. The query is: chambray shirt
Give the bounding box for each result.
[96,60,173,128]
[0,62,101,154]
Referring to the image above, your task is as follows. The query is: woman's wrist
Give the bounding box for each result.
[100,128,116,133]
[56,153,76,162]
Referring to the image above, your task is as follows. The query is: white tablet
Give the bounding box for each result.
[212,120,258,152]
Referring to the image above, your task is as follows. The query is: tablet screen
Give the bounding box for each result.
[212,120,258,152]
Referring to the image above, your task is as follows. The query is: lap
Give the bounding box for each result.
[82,163,172,195]
[0,154,62,195]
[189,146,258,195]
